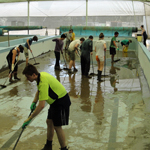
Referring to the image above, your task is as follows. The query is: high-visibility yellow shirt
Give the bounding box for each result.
[37,72,67,104]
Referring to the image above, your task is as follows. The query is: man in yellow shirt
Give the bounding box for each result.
[22,64,71,150]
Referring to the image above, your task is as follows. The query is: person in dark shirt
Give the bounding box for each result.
[52,34,66,70]
[141,25,148,47]
[24,36,38,66]
[6,45,24,82]
[80,35,93,78]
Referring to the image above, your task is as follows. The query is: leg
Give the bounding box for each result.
[55,51,62,70]
[68,60,73,69]
[96,58,100,80]
[111,55,114,62]
[14,61,20,80]
[73,61,78,72]
[41,120,54,150]
[26,57,29,66]
[24,47,29,66]
[47,119,54,141]
[54,126,66,148]
[98,60,104,82]
[85,58,91,77]
[7,57,14,82]
[99,61,104,71]
[143,38,147,47]
[68,51,74,73]
[81,56,85,75]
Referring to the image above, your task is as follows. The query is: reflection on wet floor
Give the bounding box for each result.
[0,50,150,150]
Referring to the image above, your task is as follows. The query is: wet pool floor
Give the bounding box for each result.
[0,50,150,150]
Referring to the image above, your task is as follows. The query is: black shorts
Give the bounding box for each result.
[47,94,71,126]
[110,47,116,55]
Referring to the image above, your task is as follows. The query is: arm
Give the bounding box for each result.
[90,41,93,55]
[141,29,144,35]
[113,41,117,48]
[104,43,107,51]
[23,100,45,128]
[74,43,79,52]
[52,38,57,42]
[27,39,32,53]
[27,39,31,50]
[32,91,39,103]
[61,42,64,53]
[30,100,45,119]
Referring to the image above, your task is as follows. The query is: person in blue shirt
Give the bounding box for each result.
[24,36,38,66]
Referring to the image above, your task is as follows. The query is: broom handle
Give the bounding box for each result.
[3,60,18,86]
[12,111,33,150]
[61,52,67,68]
[31,52,37,64]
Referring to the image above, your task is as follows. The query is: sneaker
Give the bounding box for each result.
[9,78,14,83]
[14,77,21,80]
[60,147,69,150]
[41,144,52,150]
[55,66,62,71]
[98,79,104,82]
[68,69,74,74]
[73,68,78,72]
[85,75,92,79]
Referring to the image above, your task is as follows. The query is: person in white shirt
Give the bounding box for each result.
[95,33,106,82]
[68,38,85,74]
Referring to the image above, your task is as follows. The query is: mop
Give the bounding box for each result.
[89,55,97,76]
[0,60,19,89]
[61,52,69,70]
[31,52,40,65]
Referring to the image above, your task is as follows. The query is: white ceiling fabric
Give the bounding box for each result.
[0,1,145,16]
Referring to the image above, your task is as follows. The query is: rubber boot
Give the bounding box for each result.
[60,146,69,150]
[9,74,14,83]
[97,70,100,81]
[55,66,62,71]
[41,144,52,150]
[73,68,78,72]
[14,73,21,80]
[68,69,73,74]
[98,71,104,82]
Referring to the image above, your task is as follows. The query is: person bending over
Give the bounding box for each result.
[6,45,24,82]
[68,37,85,74]
[24,36,38,66]
[22,64,71,150]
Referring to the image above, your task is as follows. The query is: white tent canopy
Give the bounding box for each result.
[0,0,150,36]
[0,1,146,16]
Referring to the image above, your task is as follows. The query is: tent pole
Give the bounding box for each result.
[132,0,137,27]
[86,0,88,26]
[143,2,148,37]
[28,0,30,35]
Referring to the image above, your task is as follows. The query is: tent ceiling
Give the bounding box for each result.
[0,0,150,3]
